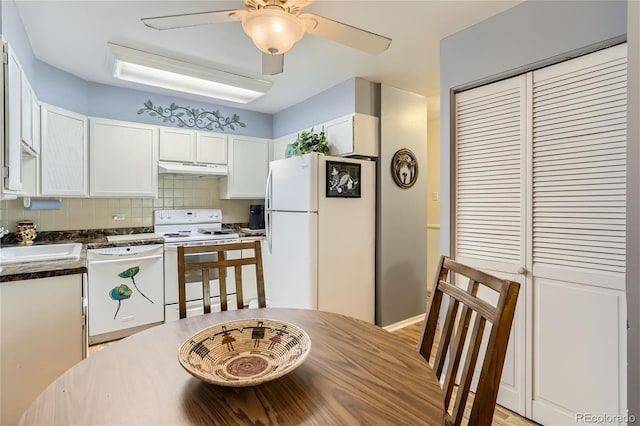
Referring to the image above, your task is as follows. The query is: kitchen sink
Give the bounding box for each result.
[0,243,83,264]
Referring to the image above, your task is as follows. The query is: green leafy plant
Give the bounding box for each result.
[290,128,330,156]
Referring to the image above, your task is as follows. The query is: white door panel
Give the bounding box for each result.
[532,278,626,425]
[453,259,527,415]
[454,73,528,416]
[529,43,627,425]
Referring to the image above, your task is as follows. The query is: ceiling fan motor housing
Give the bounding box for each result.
[244,0,313,15]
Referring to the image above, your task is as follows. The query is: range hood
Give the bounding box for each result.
[158,161,228,176]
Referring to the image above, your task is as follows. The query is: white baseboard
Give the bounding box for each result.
[383,313,426,332]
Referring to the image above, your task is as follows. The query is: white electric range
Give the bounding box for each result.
[154,209,240,321]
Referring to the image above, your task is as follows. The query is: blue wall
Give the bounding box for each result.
[87,83,272,137]
[35,60,89,114]
[273,78,356,138]
[272,76,380,138]
[1,0,36,81]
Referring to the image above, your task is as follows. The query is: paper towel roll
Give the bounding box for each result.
[23,198,62,211]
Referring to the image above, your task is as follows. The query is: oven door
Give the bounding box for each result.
[163,241,240,305]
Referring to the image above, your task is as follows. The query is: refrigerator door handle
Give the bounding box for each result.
[265,168,273,253]
[265,168,272,212]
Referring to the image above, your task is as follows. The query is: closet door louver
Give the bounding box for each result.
[455,75,526,267]
[532,44,627,283]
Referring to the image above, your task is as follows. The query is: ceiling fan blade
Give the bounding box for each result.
[142,10,243,30]
[262,53,284,75]
[300,13,391,55]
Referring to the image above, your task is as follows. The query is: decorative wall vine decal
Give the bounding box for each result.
[138,100,246,132]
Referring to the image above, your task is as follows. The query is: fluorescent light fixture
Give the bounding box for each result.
[108,43,272,104]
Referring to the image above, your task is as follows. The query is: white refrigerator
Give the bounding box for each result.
[265,153,375,323]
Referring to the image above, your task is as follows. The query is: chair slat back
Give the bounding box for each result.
[177,240,266,319]
[419,256,520,426]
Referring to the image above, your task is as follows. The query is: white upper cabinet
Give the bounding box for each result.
[89,118,159,197]
[5,44,24,193]
[220,136,269,199]
[196,132,227,164]
[271,133,297,163]
[40,103,88,197]
[31,92,41,154]
[159,128,194,162]
[159,127,226,164]
[20,74,33,150]
[324,113,379,157]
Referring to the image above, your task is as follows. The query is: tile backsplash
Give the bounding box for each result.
[0,176,260,232]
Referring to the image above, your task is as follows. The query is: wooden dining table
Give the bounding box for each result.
[20,308,445,425]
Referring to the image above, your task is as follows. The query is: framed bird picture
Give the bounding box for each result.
[326,161,361,198]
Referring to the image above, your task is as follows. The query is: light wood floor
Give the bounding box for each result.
[392,322,539,426]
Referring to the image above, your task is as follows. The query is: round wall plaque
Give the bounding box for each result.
[391,148,418,189]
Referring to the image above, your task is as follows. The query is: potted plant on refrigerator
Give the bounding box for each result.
[286,128,330,157]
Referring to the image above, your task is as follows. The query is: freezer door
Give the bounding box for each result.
[270,153,318,212]
[269,211,317,309]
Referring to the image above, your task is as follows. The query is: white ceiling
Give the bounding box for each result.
[14,0,522,116]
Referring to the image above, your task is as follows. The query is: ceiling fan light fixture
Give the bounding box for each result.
[108,43,272,103]
[241,8,304,55]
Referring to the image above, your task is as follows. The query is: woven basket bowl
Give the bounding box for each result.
[178,318,311,387]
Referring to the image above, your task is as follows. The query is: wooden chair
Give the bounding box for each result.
[419,256,520,426]
[177,240,266,319]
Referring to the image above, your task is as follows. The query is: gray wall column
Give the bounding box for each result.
[377,84,427,326]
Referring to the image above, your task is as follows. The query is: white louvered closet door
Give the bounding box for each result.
[454,75,528,416]
[530,44,627,425]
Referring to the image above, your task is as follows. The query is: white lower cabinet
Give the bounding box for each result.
[89,118,159,197]
[220,136,270,199]
[0,274,85,425]
[40,104,88,197]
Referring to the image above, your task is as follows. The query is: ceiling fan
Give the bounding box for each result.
[141,0,392,76]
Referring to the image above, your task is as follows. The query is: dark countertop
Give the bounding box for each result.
[0,225,261,282]
[0,227,163,282]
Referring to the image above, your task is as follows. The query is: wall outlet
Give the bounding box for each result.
[112,214,125,221]
[432,192,439,201]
